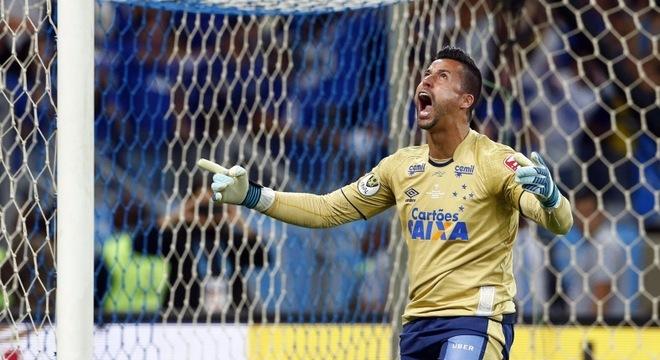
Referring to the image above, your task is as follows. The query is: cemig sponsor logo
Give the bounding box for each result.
[408,163,426,176]
[407,207,469,241]
[454,164,475,177]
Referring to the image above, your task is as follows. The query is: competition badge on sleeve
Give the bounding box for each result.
[357,173,380,196]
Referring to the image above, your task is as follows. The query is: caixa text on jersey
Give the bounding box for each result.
[407,208,469,241]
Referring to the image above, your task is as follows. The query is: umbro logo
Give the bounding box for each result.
[404,187,419,203]
[405,187,419,198]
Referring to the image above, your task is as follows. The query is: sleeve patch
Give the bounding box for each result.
[503,155,520,172]
[357,173,381,196]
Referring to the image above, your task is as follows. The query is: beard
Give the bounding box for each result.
[418,116,439,130]
[418,105,445,130]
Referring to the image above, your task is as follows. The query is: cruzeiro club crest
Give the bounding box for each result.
[358,173,380,196]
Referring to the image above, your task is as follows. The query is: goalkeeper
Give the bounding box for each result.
[200,46,573,360]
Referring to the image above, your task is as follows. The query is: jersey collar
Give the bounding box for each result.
[426,130,477,167]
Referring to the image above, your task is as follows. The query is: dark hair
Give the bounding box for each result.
[434,46,482,116]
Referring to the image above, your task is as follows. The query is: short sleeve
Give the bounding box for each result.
[341,155,396,219]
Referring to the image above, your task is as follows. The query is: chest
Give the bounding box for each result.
[396,162,491,242]
[394,163,485,212]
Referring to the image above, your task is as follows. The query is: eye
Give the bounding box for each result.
[440,73,448,79]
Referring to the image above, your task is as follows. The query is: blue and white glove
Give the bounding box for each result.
[197,159,274,211]
[514,152,560,209]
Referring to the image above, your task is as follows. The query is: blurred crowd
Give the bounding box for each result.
[0,0,657,325]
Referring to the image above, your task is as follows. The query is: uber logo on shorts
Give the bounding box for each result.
[404,187,419,203]
[451,343,475,351]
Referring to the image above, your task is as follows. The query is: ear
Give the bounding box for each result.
[459,93,474,111]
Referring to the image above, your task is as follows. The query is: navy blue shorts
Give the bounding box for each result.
[399,314,515,360]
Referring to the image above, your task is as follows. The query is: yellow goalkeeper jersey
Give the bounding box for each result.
[265,129,572,323]
[339,130,571,323]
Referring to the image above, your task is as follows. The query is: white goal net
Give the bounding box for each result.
[0,0,657,358]
[0,0,56,357]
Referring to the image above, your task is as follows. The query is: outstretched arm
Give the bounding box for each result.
[264,191,364,228]
[514,152,573,234]
[198,159,364,228]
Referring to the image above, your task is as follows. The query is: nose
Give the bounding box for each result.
[420,74,432,89]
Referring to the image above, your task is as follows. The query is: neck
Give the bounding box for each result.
[426,120,470,159]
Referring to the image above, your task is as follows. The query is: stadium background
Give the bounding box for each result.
[0,0,657,358]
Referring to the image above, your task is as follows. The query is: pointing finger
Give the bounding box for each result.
[197,159,229,175]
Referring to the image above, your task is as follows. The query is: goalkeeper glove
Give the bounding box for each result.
[514,151,560,209]
[197,159,274,212]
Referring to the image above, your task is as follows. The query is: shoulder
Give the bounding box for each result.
[474,133,515,158]
[369,145,427,183]
[392,144,427,157]
[473,133,522,173]
[381,145,428,167]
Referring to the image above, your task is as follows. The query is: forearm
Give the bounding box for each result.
[519,192,573,234]
[199,159,385,227]
[263,189,363,228]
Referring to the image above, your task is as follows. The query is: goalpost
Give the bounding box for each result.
[56,0,94,359]
[0,0,657,358]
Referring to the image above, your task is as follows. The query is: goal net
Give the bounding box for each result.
[0,0,658,358]
[0,0,57,357]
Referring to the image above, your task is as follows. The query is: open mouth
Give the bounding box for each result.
[418,92,432,118]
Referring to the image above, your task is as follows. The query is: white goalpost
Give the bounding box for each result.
[56,0,94,358]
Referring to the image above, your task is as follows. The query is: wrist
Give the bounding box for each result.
[240,181,262,208]
[255,187,275,212]
[240,181,275,212]
[541,185,560,209]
